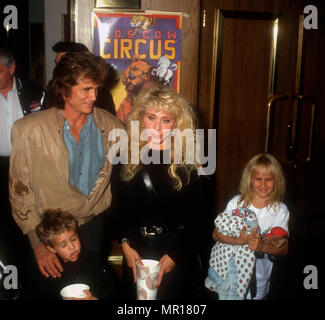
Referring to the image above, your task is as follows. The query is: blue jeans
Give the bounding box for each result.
[205,257,242,300]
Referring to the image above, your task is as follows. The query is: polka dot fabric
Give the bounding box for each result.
[208,208,260,299]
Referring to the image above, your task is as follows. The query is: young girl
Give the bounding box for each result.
[205,153,289,300]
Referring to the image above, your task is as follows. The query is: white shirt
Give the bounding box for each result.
[0,77,24,156]
[225,195,289,299]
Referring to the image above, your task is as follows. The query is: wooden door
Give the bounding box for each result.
[198,0,325,218]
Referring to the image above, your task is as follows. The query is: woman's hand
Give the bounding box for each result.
[157,254,176,287]
[121,242,142,283]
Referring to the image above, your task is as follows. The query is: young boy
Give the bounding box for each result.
[34,210,117,300]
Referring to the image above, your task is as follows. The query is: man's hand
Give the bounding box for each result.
[34,244,63,278]
[157,254,176,287]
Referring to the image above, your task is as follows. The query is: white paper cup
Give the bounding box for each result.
[60,283,90,300]
[136,259,160,300]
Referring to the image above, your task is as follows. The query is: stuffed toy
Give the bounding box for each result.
[205,207,260,300]
[262,226,288,248]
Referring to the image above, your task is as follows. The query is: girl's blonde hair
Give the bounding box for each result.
[239,153,285,207]
[121,85,199,190]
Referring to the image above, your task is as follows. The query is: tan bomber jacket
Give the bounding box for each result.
[9,107,124,248]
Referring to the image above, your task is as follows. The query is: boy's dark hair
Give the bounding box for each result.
[36,210,78,246]
[52,41,89,53]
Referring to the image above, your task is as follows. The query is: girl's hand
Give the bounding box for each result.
[237,226,251,245]
[248,229,262,251]
[121,242,142,283]
[213,227,259,246]
[71,290,98,300]
[157,254,176,287]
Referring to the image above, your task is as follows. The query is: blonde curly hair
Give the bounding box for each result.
[121,85,199,190]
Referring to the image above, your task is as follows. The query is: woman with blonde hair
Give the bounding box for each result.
[122,84,199,190]
[112,85,214,300]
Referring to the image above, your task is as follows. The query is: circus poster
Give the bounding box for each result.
[92,10,182,123]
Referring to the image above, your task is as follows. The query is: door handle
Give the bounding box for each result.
[265,93,316,166]
[265,94,289,153]
[290,94,316,164]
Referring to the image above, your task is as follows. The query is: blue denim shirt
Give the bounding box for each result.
[63,114,105,197]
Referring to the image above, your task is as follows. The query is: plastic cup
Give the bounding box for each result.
[136,259,160,300]
[60,283,90,300]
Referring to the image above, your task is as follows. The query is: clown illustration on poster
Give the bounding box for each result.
[92,10,182,123]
